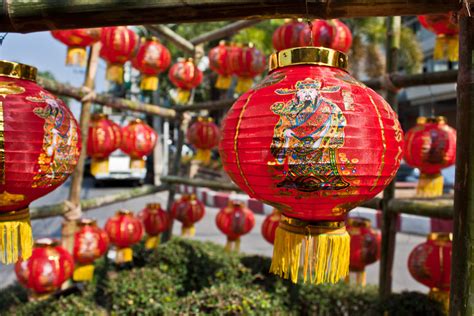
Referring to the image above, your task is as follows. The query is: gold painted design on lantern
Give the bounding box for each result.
[368,95,386,192]
[0,191,25,206]
[0,82,26,98]
[0,101,4,184]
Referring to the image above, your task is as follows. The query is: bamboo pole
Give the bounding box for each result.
[363,70,458,90]
[160,175,241,191]
[190,20,261,45]
[450,11,474,316]
[146,25,195,55]
[388,198,453,219]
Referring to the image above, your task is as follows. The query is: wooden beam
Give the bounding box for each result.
[174,99,235,112]
[146,25,195,55]
[363,70,458,90]
[190,20,261,45]
[0,1,460,33]
[160,175,241,191]
[388,198,453,219]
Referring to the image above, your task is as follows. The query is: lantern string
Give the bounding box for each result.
[427,84,436,117]
[305,0,314,46]
[0,33,8,46]
[463,0,472,17]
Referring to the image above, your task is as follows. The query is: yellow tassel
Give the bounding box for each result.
[130,158,146,170]
[447,35,459,62]
[73,264,95,282]
[116,247,133,263]
[106,63,124,84]
[145,236,160,249]
[195,149,211,165]
[176,89,191,104]
[140,76,159,91]
[235,77,254,94]
[224,240,232,252]
[429,288,450,314]
[0,209,33,264]
[181,226,188,237]
[355,270,367,287]
[434,35,459,62]
[215,75,232,90]
[270,216,350,284]
[416,173,444,197]
[189,225,195,237]
[91,158,109,177]
[66,47,87,67]
[235,238,240,253]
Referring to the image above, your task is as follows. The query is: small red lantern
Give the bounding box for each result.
[228,43,266,94]
[209,41,233,90]
[104,210,143,263]
[418,13,459,62]
[187,117,220,164]
[272,19,308,51]
[408,232,452,311]
[120,119,157,170]
[87,114,118,177]
[404,116,456,197]
[170,194,205,237]
[141,203,170,249]
[132,37,171,91]
[347,217,381,286]
[15,238,74,298]
[261,209,282,245]
[216,201,255,252]
[72,219,109,282]
[100,26,139,84]
[330,20,353,53]
[168,58,203,104]
[299,19,335,48]
[0,61,81,264]
[220,47,403,284]
[51,28,102,66]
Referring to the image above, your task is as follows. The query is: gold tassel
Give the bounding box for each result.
[434,35,459,62]
[73,264,95,282]
[181,225,196,237]
[224,238,240,253]
[145,236,160,249]
[181,226,188,237]
[416,173,444,197]
[235,77,254,94]
[106,63,124,84]
[224,240,232,252]
[175,89,191,104]
[140,76,159,91]
[0,208,33,264]
[116,247,133,263]
[130,158,146,170]
[189,225,195,237]
[270,216,350,284]
[195,149,211,165]
[215,75,232,90]
[429,288,449,314]
[355,270,367,287]
[66,47,87,67]
[91,158,109,177]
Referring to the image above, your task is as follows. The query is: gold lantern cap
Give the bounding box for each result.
[0,60,37,82]
[34,238,59,248]
[77,218,97,226]
[91,113,108,120]
[269,47,348,72]
[146,203,162,209]
[428,232,452,242]
[117,209,132,216]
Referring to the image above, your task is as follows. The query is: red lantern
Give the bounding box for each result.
[219,47,403,284]
[72,219,109,282]
[261,209,282,245]
[100,26,139,84]
[272,19,308,51]
[408,232,452,311]
[120,119,157,170]
[418,13,459,61]
[51,28,102,66]
[299,19,335,48]
[170,194,205,237]
[216,201,255,252]
[0,61,81,264]
[132,37,171,91]
[330,20,353,53]
[187,117,220,164]
[104,210,143,263]
[15,238,74,298]
[209,41,233,90]
[141,203,170,249]
[347,217,381,286]
[87,114,118,177]
[168,58,203,104]
[228,44,266,94]
[110,120,122,150]
[404,116,456,197]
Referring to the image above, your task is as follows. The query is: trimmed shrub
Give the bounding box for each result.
[369,291,444,316]
[0,282,28,311]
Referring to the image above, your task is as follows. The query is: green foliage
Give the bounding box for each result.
[9,294,103,316]
[369,291,445,316]
[0,282,28,311]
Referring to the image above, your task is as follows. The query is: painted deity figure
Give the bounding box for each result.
[270,78,349,192]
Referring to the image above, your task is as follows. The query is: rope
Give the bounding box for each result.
[80,86,97,103]
[63,200,82,221]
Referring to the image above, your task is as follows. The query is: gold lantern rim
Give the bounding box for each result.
[91,113,109,120]
[77,218,97,226]
[0,60,37,82]
[269,47,348,73]
[117,209,132,216]
[146,203,162,209]
[34,238,59,248]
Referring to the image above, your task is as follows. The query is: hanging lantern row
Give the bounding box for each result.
[187,117,221,164]
[418,12,459,62]
[168,58,203,104]
[216,201,255,252]
[51,28,102,67]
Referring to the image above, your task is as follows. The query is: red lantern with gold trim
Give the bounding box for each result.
[100,26,139,84]
[170,194,205,237]
[261,209,282,245]
[168,58,203,104]
[0,61,81,264]
[87,114,118,177]
[272,19,308,51]
[141,203,170,249]
[187,117,220,164]
[120,119,157,171]
[408,232,452,311]
[104,210,143,263]
[72,219,109,282]
[404,116,456,197]
[132,37,171,91]
[330,20,353,53]
[209,41,233,90]
[110,121,122,150]
[15,238,74,298]
[219,47,403,284]
[418,13,459,62]
[51,28,102,67]
[216,201,255,252]
[228,44,266,94]
[299,19,335,48]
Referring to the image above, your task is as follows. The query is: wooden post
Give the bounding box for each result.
[450,11,474,316]
[378,16,401,299]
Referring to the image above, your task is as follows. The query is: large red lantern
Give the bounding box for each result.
[72,219,109,282]
[120,119,157,170]
[132,37,171,91]
[228,44,266,94]
[208,41,233,90]
[404,116,456,197]
[408,232,452,311]
[51,28,102,66]
[261,209,282,245]
[272,19,308,51]
[104,210,143,263]
[168,58,203,104]
[141,203,170,249]
[170,194,205,237]
[219,47,403,284]
[216,201,255,252]
[330,20,353,53]
[15,238,74,298]
[187,117,220,164]
[87,114,118,177]
[100,26,139,84]
[0,61,81,264]
[347,217,381,286]
[418,13,459,62]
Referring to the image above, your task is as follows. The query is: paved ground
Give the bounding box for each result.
[0,180,427,294]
